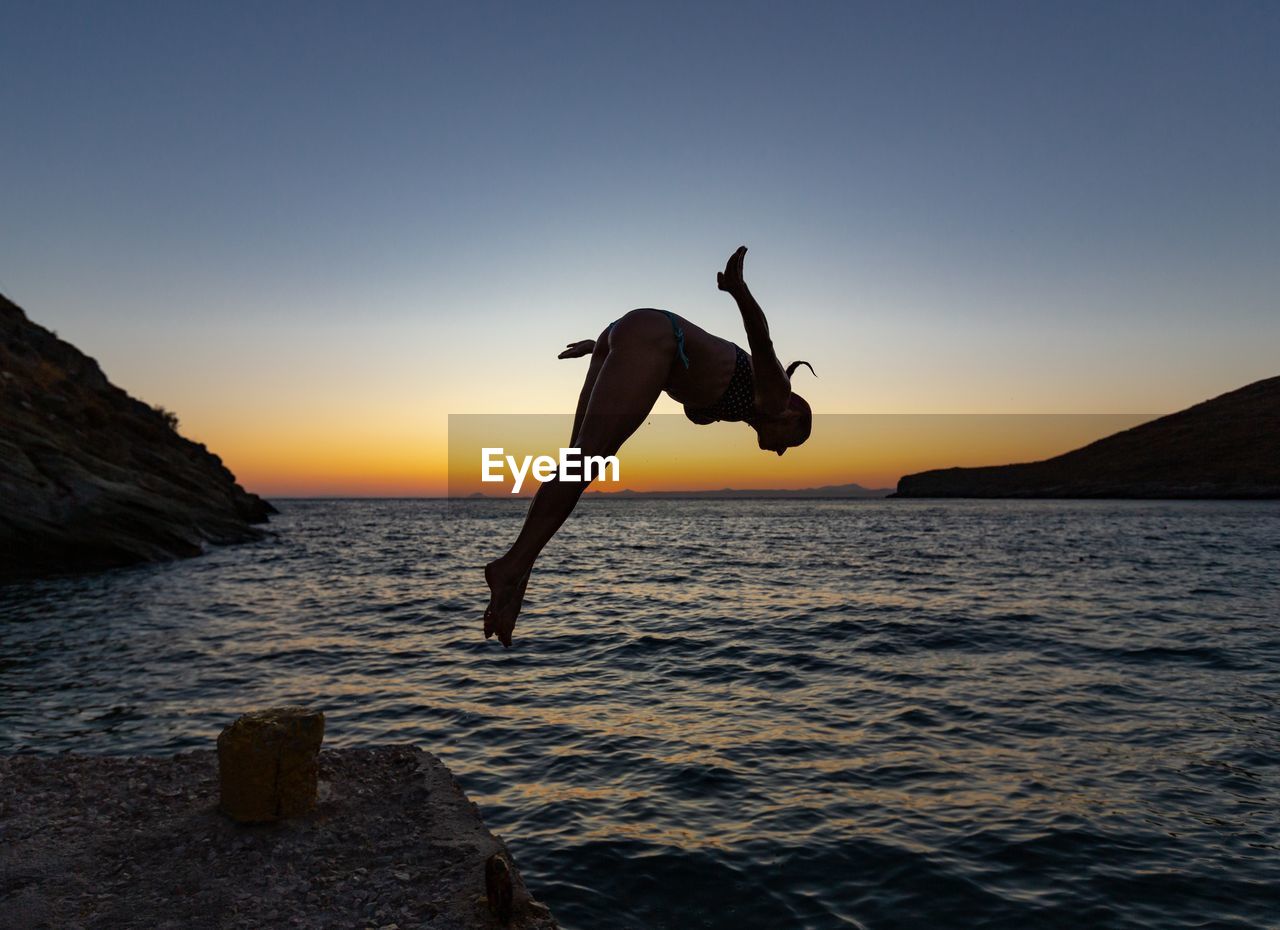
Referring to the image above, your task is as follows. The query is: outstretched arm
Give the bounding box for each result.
[558,339,595,359]
[717,246,790,415]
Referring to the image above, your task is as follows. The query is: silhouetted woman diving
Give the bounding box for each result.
[483,246,815,647]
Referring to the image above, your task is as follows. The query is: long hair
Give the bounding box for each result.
[786,360,816,379]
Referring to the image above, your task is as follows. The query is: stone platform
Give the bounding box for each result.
[0,746,556,930]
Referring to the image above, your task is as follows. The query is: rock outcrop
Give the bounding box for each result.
[0,293,275,578]
[893,375,1280,499]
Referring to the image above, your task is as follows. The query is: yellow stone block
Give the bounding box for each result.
[216,706,324,822]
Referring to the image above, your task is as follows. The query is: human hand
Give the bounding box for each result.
[717,245,748,297]
[558,340,596,359]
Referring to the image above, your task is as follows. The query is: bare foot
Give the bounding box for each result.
[484,559,531,648]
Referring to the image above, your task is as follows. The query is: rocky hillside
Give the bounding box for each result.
[893,376,1280,499]
[1,293,275,579]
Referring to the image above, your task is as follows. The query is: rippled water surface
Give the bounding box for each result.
[3,499,1279,929]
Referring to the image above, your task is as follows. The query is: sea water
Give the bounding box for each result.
[2,499,1278,929]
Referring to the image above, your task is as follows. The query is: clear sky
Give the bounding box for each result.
[2,1,1277,495]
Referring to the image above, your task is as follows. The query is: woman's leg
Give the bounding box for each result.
[484,311,674,646]
[571,324,612,446]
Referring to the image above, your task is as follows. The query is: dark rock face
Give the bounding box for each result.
[1,293,276,578]
[894,376,1280,499]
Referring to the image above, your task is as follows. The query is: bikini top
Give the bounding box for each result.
[683,345,757,424]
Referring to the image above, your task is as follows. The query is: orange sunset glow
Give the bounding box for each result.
[201,413,1156,498]
[445,414,1154,498]
[192,414,1157,498]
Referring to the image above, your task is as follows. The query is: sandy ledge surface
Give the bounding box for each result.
[0,746,557,930]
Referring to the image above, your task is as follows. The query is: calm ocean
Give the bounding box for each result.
[2,499,1278,929]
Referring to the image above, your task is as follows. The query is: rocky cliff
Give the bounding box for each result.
[1,293,275,578]
[893,376,1280,499]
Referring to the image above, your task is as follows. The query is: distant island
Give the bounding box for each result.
[465,482,892,500]
[893,376,1280,499]
[0,294,275,579]
[585,482,892,499]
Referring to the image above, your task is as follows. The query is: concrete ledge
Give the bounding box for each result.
[0,746,557,930]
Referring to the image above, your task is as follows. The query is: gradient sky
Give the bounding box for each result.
[2,1,1277,495]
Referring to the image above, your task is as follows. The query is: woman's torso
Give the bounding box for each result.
[648,311,755,422]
